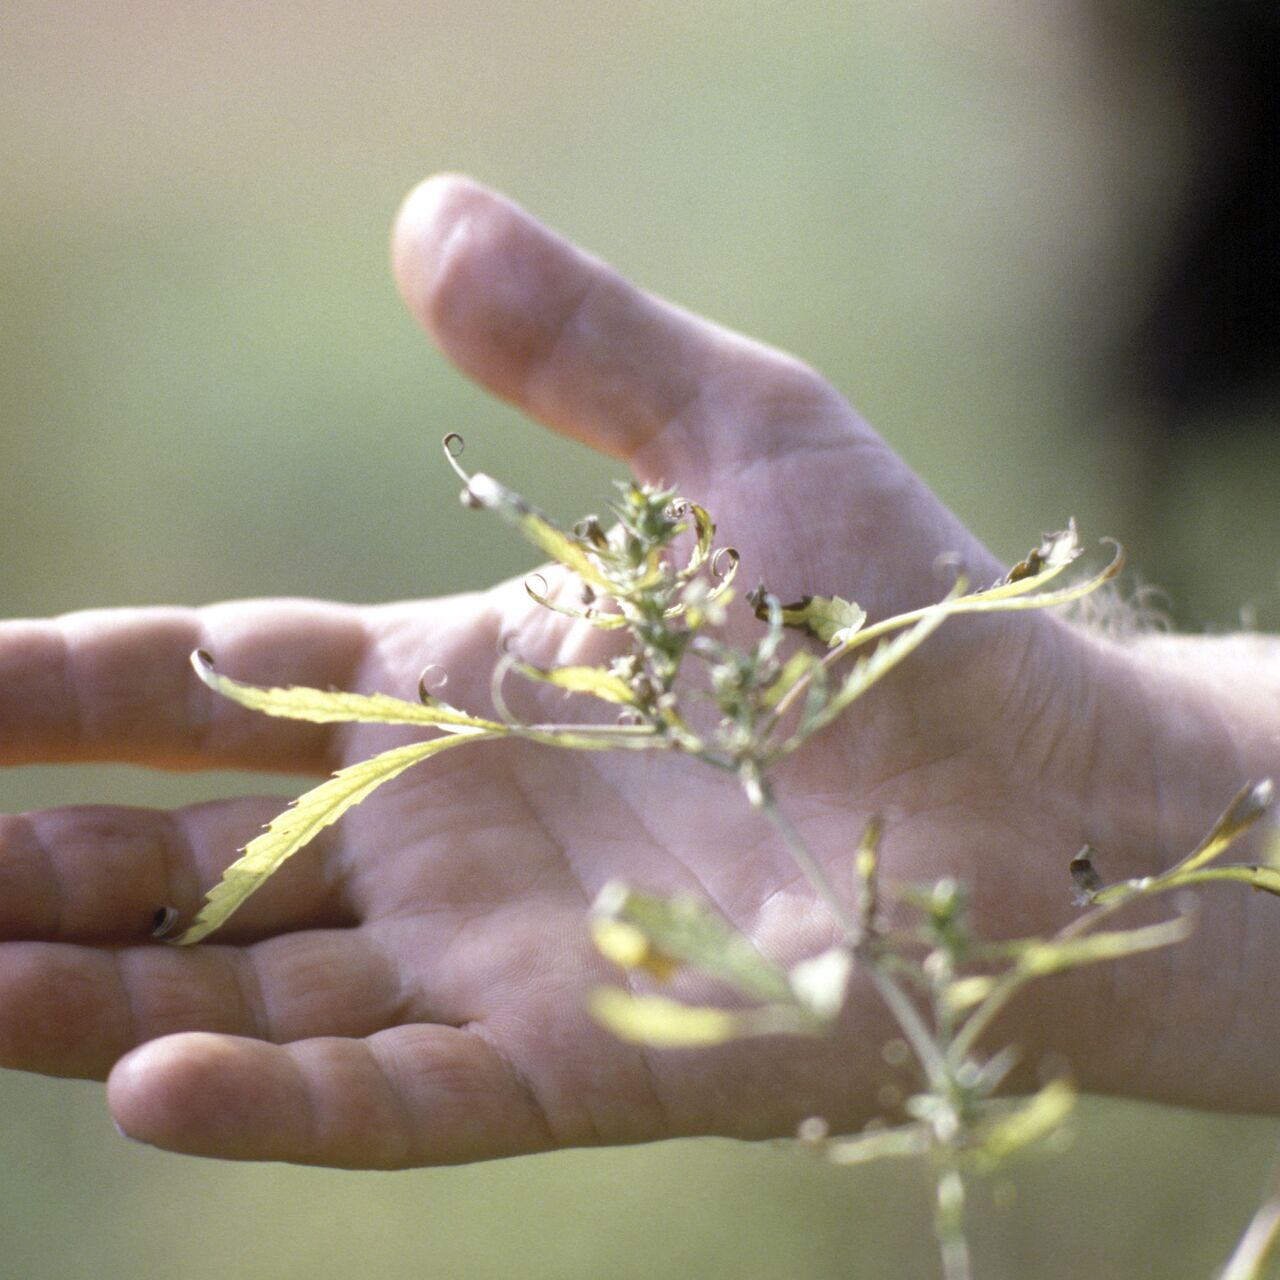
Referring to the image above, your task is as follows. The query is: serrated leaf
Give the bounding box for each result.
[191,650,502,733]
[796,593,955,740]
[755,594,867,647]
[513,659,637,706]
[591,882,793,1003]
[171,732,499,944]
[588,989,815,1047]
[465,472,612,589]
[968,1078,1075,1170]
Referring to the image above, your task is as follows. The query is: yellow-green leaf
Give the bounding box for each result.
[984,523,1083,598]
[855,815,882,930]
[951,538,1124,615]
[588,989,814,1047]
[674,503,715,580]
[524,577,627,629]
[1006,915,1192,977]
[591,882,793,1003]
[945,975,997,1013]
[797,593,955,739]
[590,918,678,980]
[756,594,867,646]
[191,650,502,733]
[171,732,500,944]
[968,1078,1075,1171]
[465,472,611,589]
[1169,779,1274,875]
[1155,864,1280,898]
[762,651,819,710]
[513,659,637,705]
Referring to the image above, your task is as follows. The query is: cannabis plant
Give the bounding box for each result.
[161,436,1280,1280]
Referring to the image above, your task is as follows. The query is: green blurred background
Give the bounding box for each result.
[2,2,1278,1276]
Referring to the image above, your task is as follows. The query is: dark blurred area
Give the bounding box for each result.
[1134,4,1279,423]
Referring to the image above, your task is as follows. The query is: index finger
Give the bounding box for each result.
[0,598,369,773]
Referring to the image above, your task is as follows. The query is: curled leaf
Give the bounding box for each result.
[171,732,500,944]
[1069,846,1105,905]
[855,816,883,932]
[673,503,715,580]
[991,522,1082,592]
[524,576,628,629]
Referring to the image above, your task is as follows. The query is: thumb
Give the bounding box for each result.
[391,174,850,486]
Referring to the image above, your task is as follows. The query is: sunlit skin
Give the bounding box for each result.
[0,176,1277,1168]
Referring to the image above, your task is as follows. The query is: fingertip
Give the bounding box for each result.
[391,172,492,332]
[392,173,559,394]
[107,1033,304,1159]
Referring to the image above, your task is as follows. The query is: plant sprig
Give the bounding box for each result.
[160,432,1280,1280]
[166,434,1122,945]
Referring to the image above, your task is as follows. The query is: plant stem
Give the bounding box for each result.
[757,790,953,1091]
[757,789,861,943]
[934,1166,974,1280]
[1221,1146,1280,1280]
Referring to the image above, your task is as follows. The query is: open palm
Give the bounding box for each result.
[0,177,1157,1166]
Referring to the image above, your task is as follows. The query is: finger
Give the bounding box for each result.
[392,174,851,481]
[0,599,369,771]
[0,929,399,1079]
[0,797,353,944]
[108,1025,553,1167]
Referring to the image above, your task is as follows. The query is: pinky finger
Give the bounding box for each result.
[106,1025,555,1169]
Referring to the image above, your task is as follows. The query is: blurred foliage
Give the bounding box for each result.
[2,2,1278,1277]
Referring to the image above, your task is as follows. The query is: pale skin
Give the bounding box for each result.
[1,175,1277,1169]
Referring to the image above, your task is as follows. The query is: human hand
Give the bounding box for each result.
[0,176,1273,1167]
